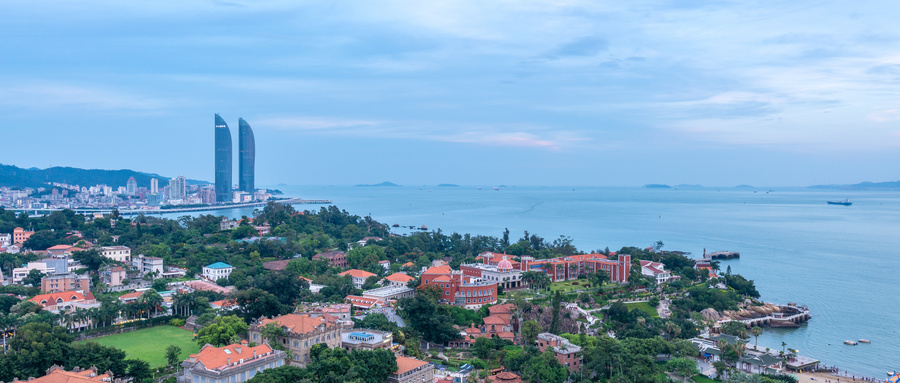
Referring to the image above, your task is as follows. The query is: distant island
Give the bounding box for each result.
[0,163,208,189]
[437,184,459,187]
[265,188,284,195]
[809,180,900,190]
[644,184,671,189]
[734,184,755,189]
[355,181,400,187]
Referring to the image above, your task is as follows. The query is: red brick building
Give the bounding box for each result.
[312,250,348,268]
[537,333,582,372]
[521,253,631,283]
[420,265,498,309]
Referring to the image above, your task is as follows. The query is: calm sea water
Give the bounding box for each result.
[166,185,900,377]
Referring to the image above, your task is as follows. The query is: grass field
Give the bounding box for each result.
[625,302,659,317]
[692,375,717,383]
[79,326,199,367]
[549,279,596,293]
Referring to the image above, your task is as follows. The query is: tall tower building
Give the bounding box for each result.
[238,118,255,194]
[214,114,232,203]
[126,177,137,195]
[150,178,158,194]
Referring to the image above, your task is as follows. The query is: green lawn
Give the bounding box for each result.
[79,325,199,368]
[625,302,660,317]
[549,279,595,293]
[692,374,718,383]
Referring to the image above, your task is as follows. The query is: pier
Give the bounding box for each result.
[718,304,811,328]
[702,250,740,260]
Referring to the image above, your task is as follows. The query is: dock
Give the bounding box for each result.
[718,304,811,328]
[702,250,740,260]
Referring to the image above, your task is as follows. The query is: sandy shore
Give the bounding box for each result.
[794,371,884,383]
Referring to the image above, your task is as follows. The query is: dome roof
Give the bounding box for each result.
[497,258,513,271]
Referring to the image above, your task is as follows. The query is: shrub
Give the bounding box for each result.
[170,318,186,327]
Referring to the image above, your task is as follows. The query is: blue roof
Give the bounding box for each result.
[206,262,233,269]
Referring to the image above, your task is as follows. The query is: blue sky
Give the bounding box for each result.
[2,1,899,187]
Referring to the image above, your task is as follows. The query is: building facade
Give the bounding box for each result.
[238,118,255,194]
[214,113,232,204]
[181,341,286,383]
[338,269,376,289]
[13,227,34,244]
[249,313,342,367]
[387,356,434,383]
[202,262,234,281]
[134,254,165,275]
[341,329,393,352]
[312,250,348,268]
[537,333,582,372]
[41,273,90,293]
[420,265,498,309]
[100,246,132,263]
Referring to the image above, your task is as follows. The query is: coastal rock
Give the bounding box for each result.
[700,308,721,321]
[722,303,784,320]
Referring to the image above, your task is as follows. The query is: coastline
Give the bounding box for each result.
[794,370,885,383]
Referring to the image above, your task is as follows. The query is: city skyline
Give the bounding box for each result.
[238,118,255,194]
[214,114,232,203]
[2,2,899,187]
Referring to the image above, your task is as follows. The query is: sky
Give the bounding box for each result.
[2,0,899,187]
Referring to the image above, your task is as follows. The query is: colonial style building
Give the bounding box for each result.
[387,356,434,383]
[249,313,342,367]
[640,260,674,284]
[202,262,235,281]
[312,250,348,268]
[420,265,498,309]
[461,257,524,290]
[181,340,286,383]
[100,246,132,263]
[338,269,377,289]
[382,272,415,288]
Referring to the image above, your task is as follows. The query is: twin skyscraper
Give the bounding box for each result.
[214,114,255,203]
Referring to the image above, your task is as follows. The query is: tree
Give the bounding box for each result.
[473,337,494,359]
[751,326,763,348]
[399,295,458,345]
[590,269,609,289]
[246,366,310,383]
[125,359,151,382]
[231,288,284,323]
[549,291,562,334]
[521,320,541,345]
[7,322,73,379]
[195,315,248,347]
[68,342,128,377]
[522,350,568,383]
[666,357,699,383]
[260,322,286,345]
[417,284,443,302]
[152,278,169,292]
[165,345,182,367]
[22,269,44,287]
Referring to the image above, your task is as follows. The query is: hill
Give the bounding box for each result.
[0,163,208,189]
[355,181,400,187]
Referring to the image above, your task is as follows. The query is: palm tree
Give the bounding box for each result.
[750,326,762,348]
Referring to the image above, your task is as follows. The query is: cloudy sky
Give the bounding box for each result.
[2,1,899,187]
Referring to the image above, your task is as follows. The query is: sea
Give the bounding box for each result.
[161,185,899,377]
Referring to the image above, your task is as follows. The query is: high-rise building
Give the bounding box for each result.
[126,177,137,195]
[150,178,159,194]
[214,114,232,204]
[168,176,186,200]
[238,118,255,194]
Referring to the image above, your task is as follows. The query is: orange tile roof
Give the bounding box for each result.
[423,265,452,275]
[488,303,514,315]
[259,314,336,335]
[402,262,415,267]
[47,244,74,251]
[384,273,415,283]
[339,269,377,278]
[483,315,508,325]
[394,356,429,375]
[118,291,144,301]
[432,275,451,282]
[344,295,378,308]
[195,342,273,371]
[29,291,86,306]
[31,367,110,383]
[210,299,237,308]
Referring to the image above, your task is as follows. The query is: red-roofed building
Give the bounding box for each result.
[338,269,377,289]
[181,340,286,383]
[486,371,524,383]
[29,290,87,308]
[382,272,415,288]
[30,366,115,383]
[249,314,341,367]
[520,253,632,283]
[640,260,673,284]
[46,244,75,258]
[387,356,433,383]
[421,264,498,309]
[344,295,378,310]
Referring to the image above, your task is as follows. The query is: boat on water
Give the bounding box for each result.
[888,371,896,376]
[844,340,858,345]
[827,199,852,206]
[859,339,870,343]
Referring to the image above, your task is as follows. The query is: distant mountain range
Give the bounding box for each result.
[809,180,900,190]
[0,163,209,189]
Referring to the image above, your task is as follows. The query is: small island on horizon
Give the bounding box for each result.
[355,181,400,187]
